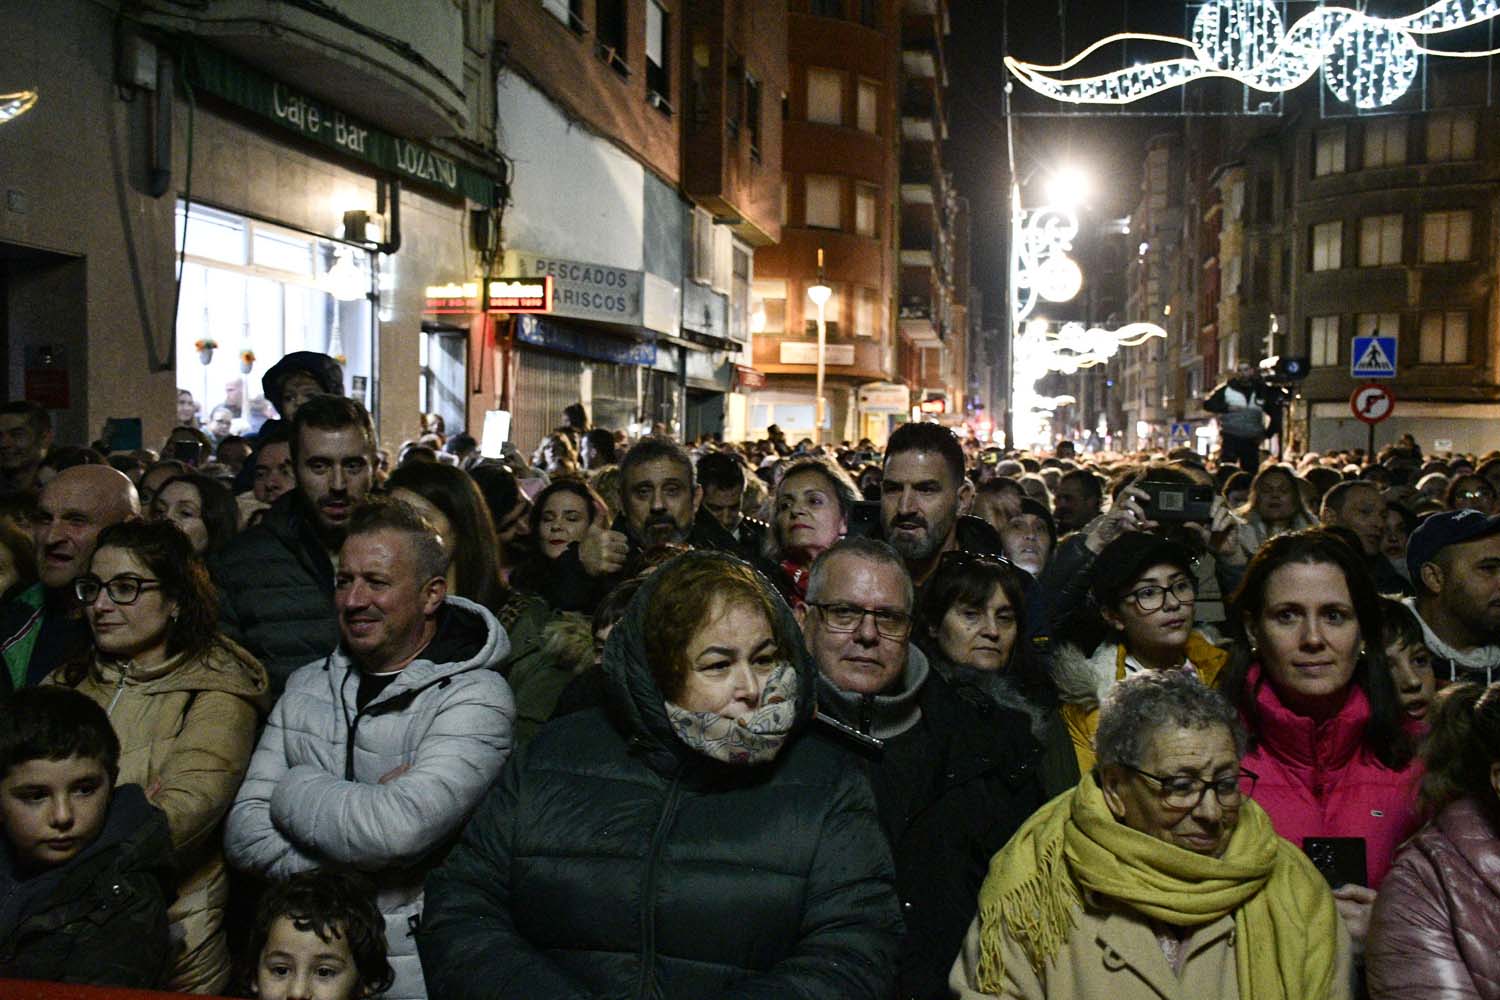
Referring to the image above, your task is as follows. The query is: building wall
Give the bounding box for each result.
[497,0,680,185]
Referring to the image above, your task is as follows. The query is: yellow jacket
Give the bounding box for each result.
[1054,632,1228,774]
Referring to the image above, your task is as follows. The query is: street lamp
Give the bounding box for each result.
[807,247,832,445]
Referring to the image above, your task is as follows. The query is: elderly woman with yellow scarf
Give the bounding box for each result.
[950,670,1351,1000]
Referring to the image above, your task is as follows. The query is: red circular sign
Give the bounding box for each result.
[1350,384,1395,425]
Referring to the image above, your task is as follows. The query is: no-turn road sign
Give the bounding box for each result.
[1350,384,1395,425]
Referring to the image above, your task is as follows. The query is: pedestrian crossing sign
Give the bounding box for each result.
[1351,336,1397,379]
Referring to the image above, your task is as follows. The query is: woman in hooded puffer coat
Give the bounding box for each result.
[417,550,902,1000]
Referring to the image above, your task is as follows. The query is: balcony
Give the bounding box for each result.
[136,0,468,136]
[903,49,936,79]
[899,298,940,344]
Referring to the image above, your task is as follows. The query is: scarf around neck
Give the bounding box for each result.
[974,772,1338,1000]
[665,661,800,765]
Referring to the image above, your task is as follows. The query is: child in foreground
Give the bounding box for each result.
[246,870,393,1000]
[0,686,174,986]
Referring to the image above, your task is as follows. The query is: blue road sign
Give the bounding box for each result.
[1170,422,1191,439]
[1351,336,1397,379]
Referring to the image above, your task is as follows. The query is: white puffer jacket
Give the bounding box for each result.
[225,597,515,1000]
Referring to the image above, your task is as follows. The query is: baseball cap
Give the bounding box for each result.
[1406,508,1500,584]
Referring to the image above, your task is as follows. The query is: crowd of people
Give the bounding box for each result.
[4,348,1500,998]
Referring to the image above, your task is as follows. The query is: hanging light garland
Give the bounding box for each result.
[1011,201,1083,326]
[1005,0,1500,111]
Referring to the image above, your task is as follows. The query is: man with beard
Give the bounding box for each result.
[873,422,1003,588]
[211,394,375,694]
[0,401,53,494]
[543,437,736,614]
[1404,509,1500,683]
[1051,468,1104,535]
[0,466,138,691]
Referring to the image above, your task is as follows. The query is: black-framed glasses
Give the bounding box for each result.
[1122,763,1258,811]
[74,575,162,606]
[1124,577,1196,613]
[808,602,912,640]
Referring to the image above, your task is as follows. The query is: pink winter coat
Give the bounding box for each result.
[1367,797,1500,999]
[1240,663,1422,887]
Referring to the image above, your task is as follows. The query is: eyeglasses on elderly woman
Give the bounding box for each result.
[1119,763,1258,812]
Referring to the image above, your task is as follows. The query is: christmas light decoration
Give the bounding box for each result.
[1010,319,1167,449]
[1012,202,1082,326]
[0,91,37,124]
[1005,0,1500,111]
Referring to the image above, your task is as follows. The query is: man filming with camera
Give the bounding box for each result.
[1204,360,1287,473]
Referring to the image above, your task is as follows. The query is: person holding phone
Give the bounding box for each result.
[1219,529,1422,951]
[1367,681,1500,998]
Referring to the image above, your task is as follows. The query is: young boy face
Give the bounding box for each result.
[1388,641,1438,722]
[256,915,364,1000]
[0,754,111,869]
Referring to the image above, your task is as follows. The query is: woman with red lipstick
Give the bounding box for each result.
[529,479,607,562]
[1053,533,1229,774]
[762,457,857,609]
[1221,528,1421,952]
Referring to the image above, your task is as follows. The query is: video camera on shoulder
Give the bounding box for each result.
[1139,479,1214,524]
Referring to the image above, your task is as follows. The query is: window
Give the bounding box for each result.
[1422,211,1472,262]
[732,246,751,340]
[1315,128,1346,176]
[645,0,670,109]
[726,51,742,137]
[1420,311,1469,364]
[1309,315,1339,367]
[1359,214,1402,267]
[541,0,584,32]
[804,282,841,334]
[751,279,786,334]
[807,67,843,125]
[746,74,762,161]
[854,286,876,337]
[855,183,877,237]
[1357,312,1399,349]
[805,175,842,229]
[596,0,628,74]
[1311,221,1342,271]
[857,79,879,133]
[1427,111,1478,162]
[692,208,715,283]
[1363,118,1406,168]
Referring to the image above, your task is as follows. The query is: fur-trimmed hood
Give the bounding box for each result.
[539,612,597,676]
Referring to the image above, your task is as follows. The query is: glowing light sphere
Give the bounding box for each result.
[1035,256,1084,304]
[1192,0,1283,73]
[1322,18,1419,109]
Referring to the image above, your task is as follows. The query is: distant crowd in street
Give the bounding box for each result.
[5,347,1500,999]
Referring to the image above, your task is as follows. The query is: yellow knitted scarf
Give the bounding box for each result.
[974,773,1338,1000]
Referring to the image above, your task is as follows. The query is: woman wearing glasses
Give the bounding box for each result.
[951,671,1349,999]
[915,551,1078,796]
[1053,533,1229,774]
[46,519,269,993]
[1220,528,1421,953]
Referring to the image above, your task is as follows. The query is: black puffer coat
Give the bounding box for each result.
[209,492,338,695]
[418,551,902,1000]
[0,784,174,987]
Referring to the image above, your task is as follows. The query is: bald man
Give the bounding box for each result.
[0,465,139,691]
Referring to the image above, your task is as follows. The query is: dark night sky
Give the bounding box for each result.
[946,1,1197,326]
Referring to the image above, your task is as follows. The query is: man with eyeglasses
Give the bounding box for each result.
[0,465,138,692]
[798,536,1044,1000]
